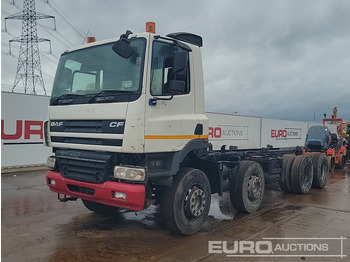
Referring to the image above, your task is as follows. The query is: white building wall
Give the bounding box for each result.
[1,92,51,168]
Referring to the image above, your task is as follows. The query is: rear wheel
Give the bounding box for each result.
[311,153,329,189]
[291,154,313,194]
[335,154,346,169]
[230,161,265,213]
[162,168,211,235]
[279,154,296,193]
[82,199,120,214]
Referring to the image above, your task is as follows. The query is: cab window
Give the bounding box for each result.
[150,41,190,96]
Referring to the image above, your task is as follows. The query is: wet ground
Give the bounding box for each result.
[2,163,350,262]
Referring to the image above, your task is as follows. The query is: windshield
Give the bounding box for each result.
[50,38,146,105]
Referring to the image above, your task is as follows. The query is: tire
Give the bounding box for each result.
[82,199,120,214]
[328,156,335,172]
[311,153,329,189]
[230,161,265,213]
[291,154,313,194]
[279,154,296,193]
[162,168,211,235]
[335,154,346,169]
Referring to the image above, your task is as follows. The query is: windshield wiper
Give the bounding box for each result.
[52,93,84,105]
[88,90,134,103]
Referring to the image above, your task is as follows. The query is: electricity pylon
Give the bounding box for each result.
[4,0,55,95]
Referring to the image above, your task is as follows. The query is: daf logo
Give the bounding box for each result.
[51,121,63,127]
[109,121,124,128]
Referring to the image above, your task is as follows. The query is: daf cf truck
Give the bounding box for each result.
[44,24,328,235]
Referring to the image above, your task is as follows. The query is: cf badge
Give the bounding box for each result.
[109,122,124,128]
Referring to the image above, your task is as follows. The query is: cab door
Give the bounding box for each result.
[144,40,201,153]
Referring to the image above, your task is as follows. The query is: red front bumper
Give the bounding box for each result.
[46,171,145,211]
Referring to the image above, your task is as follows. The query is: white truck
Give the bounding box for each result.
[44,26,328,235]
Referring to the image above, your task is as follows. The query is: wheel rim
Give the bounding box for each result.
[184,186,206,219]
[247,175,263,201]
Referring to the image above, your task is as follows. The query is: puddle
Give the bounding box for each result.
[208,192,236,220]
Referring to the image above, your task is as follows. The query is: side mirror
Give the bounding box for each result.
[172,50,187,75]
[169,80,185,93]
[112,39,135,58]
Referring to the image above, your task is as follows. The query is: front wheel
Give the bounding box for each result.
[162,168,211,235]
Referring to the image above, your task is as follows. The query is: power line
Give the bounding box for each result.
[41,52,58,64]
[2,10,11,15]
[42,70,55,80]
[5,0,56,95]
[49,0,85,37]
[47,0,85,40]
[5,1,86,48]
[3,1,23,13]
[37,22,72,48]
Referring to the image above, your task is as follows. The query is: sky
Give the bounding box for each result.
[1,0,350,122]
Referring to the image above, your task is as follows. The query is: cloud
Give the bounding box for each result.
[2,0,350,122]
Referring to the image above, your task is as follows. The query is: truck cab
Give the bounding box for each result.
[304,125,331,152]
[45,29,211,234]
[46,31,208,153]
[304,119,347,171]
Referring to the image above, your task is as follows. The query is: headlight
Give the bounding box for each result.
[47,156,56,170]
[114,166,146,181]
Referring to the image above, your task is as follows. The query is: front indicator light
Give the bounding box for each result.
[47,156,56,170]
[113,191,126,200]
[49,179,56,185]
[114,166,146,181]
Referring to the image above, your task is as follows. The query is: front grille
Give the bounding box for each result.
[56,149,113,184]
[50,120,125,134]
[49,119,125,149]
[67,184,95,195]
[51,136,122,146]
[306,141,323,152]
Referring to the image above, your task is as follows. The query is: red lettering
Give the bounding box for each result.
[214,127,222,138]
[282,130,287,137]
[278,130,283,137]
[24,121,43,140]
[209,127,214,138]
[271,129,287,138]
[1,120,44,140]
[209,127,222,138]
[271,130,276,138]
[1,120,23,140]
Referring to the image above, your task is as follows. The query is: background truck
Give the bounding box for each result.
[44,24,329,235]
[346,123,350,160]
[305,118,347,171]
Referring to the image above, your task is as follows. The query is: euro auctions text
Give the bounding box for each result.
[208,237,347,258]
